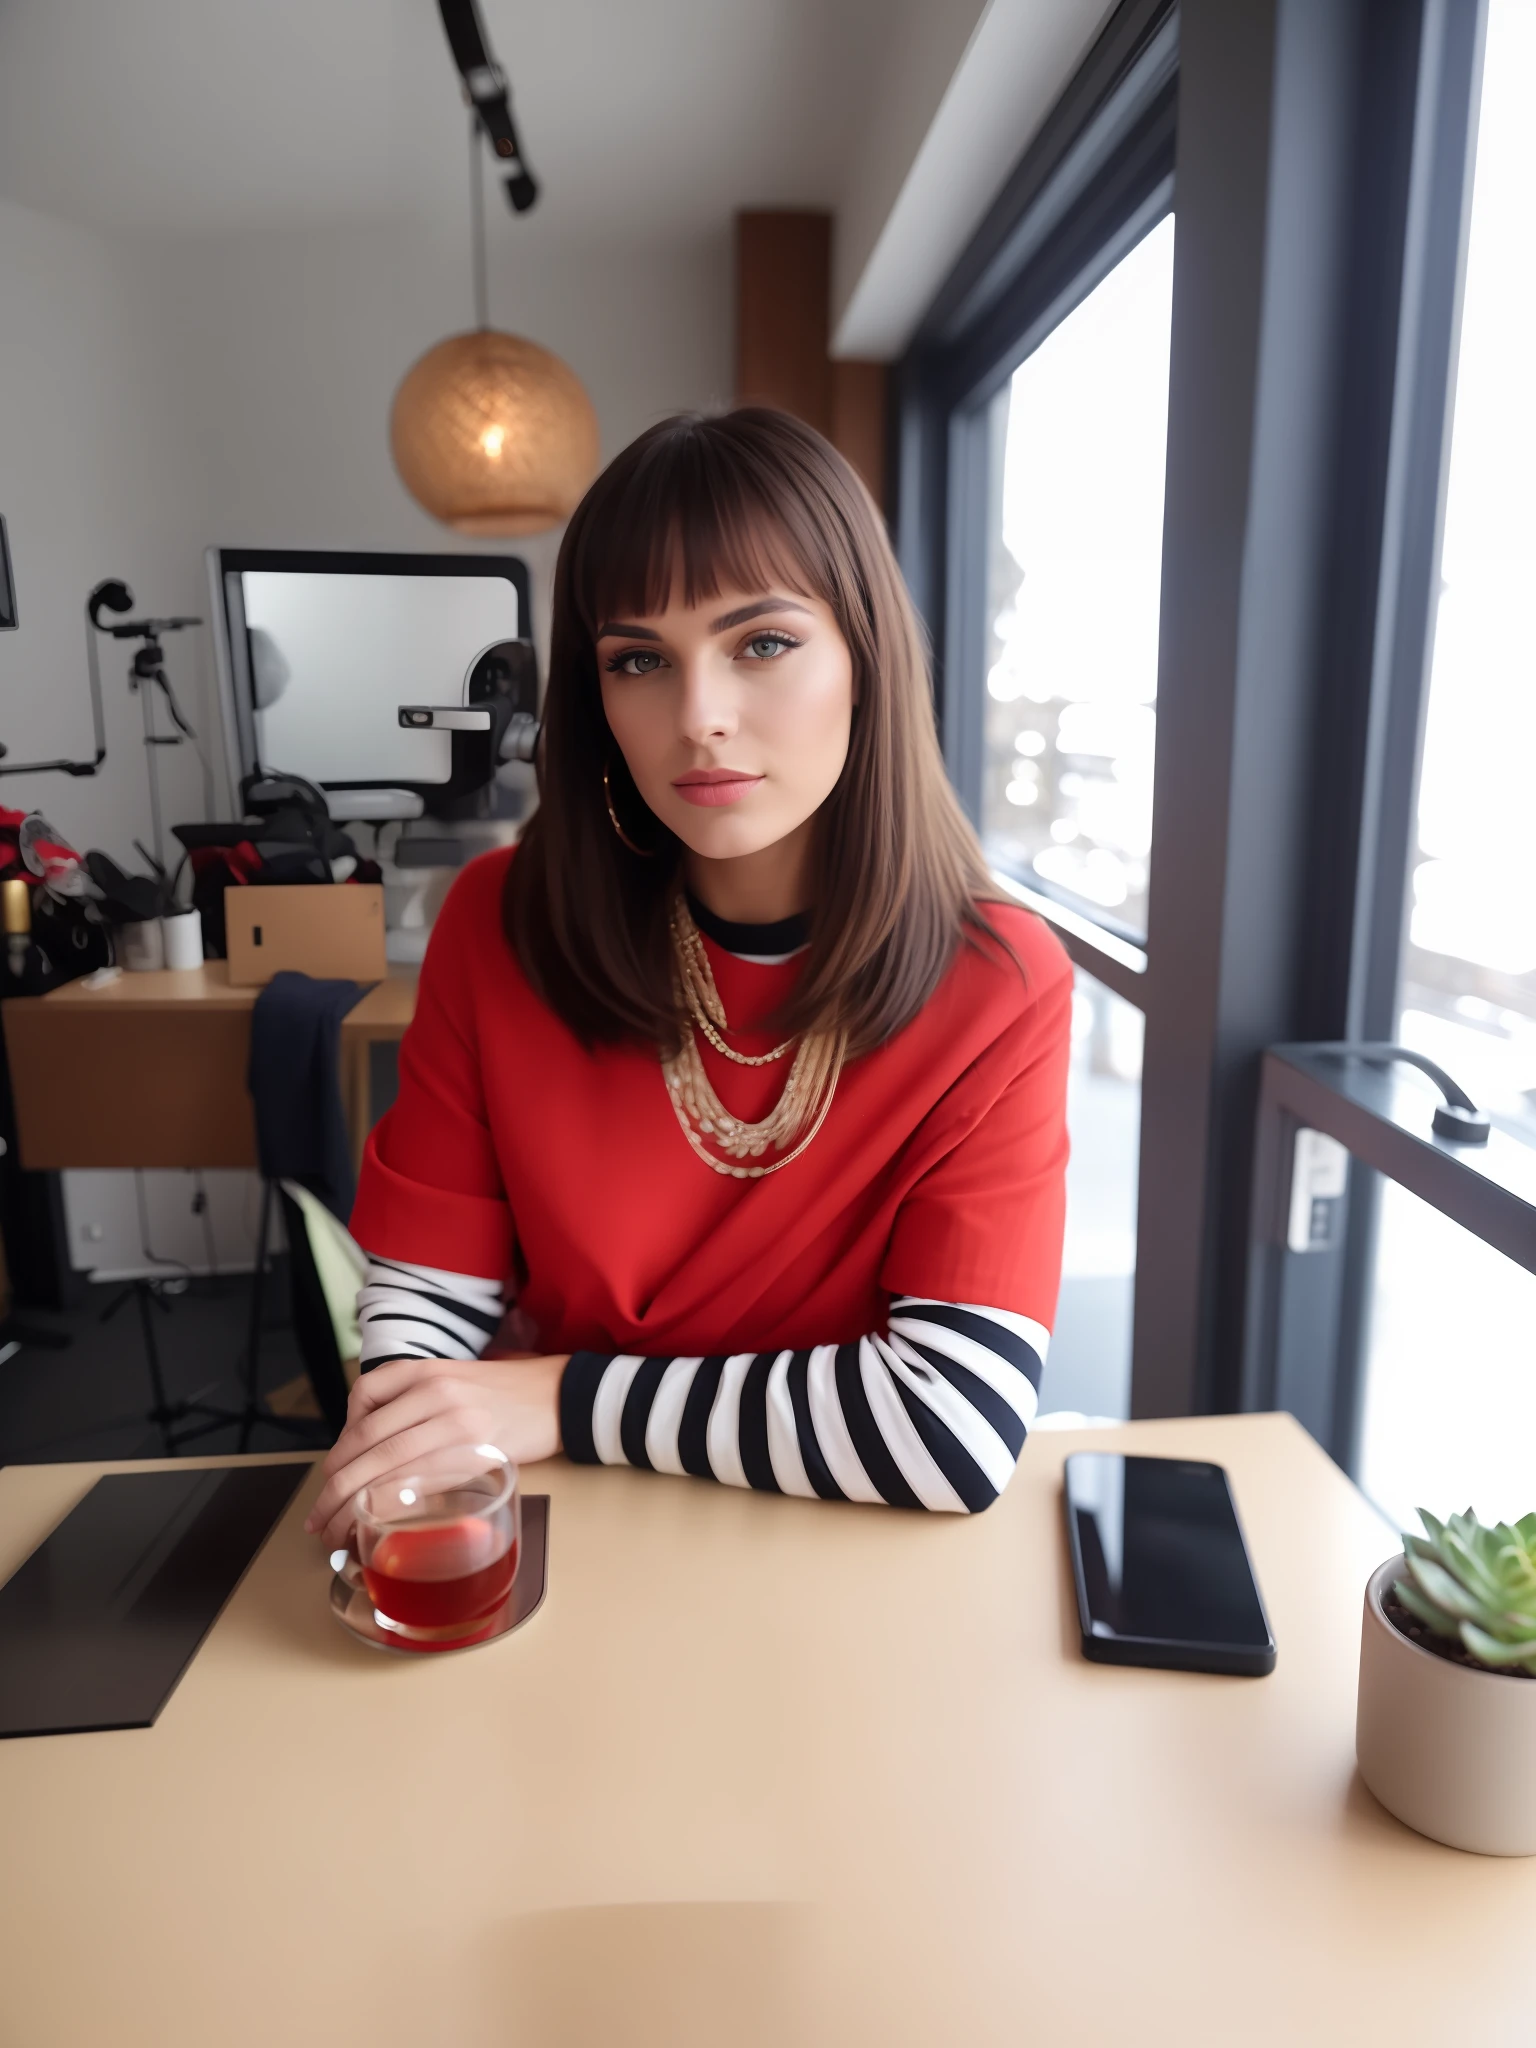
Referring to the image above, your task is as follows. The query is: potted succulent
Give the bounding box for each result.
[1357,1508,1536,1854]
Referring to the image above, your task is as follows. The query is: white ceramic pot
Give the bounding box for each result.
[161,908,203,971]
[1357,1555,1536,1855]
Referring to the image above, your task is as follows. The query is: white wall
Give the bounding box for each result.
[0,198,211,858]
[0,198,248,1279]
[2,197,732,1279]
[152,218,733,657]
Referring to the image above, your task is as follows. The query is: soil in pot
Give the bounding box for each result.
[1382,1584,1536,1678]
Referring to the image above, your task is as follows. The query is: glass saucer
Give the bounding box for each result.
[330,1493,548,1655]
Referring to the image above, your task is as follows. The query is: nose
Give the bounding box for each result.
[676,648,738,748]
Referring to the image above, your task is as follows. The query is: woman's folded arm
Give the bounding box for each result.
[559,1301,1043,1513]
[358,1256,1045,1515]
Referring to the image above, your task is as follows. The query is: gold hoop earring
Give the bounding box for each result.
[603,759,657,858]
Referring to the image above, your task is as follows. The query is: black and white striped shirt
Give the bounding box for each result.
[357,1257,1046,1514]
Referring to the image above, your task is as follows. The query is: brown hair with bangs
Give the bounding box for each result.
[505,407,1011,1057]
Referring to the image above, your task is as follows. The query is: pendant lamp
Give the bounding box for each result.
[391,120,599,537]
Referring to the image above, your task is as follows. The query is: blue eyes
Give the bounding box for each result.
[603,631,800,677]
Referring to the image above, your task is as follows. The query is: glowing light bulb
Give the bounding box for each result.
[479,423,506,459]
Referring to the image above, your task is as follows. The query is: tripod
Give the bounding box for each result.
[98,1272,241,1452]
[84,580,212,872]
[125,620,205,873]
[101,1181,327,1456]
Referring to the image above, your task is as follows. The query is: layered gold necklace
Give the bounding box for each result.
[662,896,843,1179]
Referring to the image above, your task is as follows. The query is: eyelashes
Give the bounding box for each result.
[601,630,803,677]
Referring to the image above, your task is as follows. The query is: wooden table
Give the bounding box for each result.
[1,961,416,1172]
[1,1413,1531,2045]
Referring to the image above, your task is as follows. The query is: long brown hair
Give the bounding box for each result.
[506,407,1009,1055]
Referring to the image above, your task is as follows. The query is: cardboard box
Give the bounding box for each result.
[224,884,386,987]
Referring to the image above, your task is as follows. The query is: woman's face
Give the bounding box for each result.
[596,576,854,867]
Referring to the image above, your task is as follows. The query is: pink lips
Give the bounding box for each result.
[672,772,764,808]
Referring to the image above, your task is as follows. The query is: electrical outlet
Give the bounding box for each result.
[1287,1128,1349,1252]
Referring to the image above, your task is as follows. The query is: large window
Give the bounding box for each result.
[1393,0,1536,1145]
[904,0,1527,1446]
[1240,1,1535,1510]
[1354,0,1536,1519]
[981,217,1174,941]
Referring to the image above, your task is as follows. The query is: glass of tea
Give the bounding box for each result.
[352,1444,520,1650]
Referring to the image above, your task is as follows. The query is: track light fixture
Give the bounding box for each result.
[390,0,598,535]
[437,0,539,214]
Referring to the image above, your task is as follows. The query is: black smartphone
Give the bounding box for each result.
[1063,1451,1276,1676]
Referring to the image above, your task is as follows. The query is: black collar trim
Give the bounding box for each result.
[686,891,810,960]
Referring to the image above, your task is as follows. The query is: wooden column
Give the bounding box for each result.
[830,362,887,509]
[734,210,887,509]
[735,213,833,433]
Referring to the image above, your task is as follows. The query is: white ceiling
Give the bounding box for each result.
[0,0,894,242]
[835,0,1114,356]
[0,0,1109,356]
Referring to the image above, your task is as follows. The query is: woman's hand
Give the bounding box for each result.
[304,1354,567,1548]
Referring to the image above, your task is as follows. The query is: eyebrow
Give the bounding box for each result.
[594,596,813,642]
[709,597,813,632]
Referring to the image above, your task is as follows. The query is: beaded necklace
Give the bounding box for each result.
[662,897,843,1180]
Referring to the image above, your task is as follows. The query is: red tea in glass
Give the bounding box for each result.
[354,1449,519,1650]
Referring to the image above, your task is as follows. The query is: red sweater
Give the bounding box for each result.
[351,846,1072,1357]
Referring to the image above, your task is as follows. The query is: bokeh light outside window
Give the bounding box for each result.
[1361,0,1536,1527]
[982,214,1174,941]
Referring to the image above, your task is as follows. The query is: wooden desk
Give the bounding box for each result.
[1,962,416,1172]
[1,1413,1530,2046]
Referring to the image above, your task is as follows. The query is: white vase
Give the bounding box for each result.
[1357,1555,1536,1855]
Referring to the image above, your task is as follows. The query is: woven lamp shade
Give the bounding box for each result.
[390,328,600,537]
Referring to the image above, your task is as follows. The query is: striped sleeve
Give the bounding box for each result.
[357,1255,505,1369]
[354,1258,1046,1513]
[561,1298,1047,1514]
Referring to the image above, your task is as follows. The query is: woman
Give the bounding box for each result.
[306,408,1071,1547]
